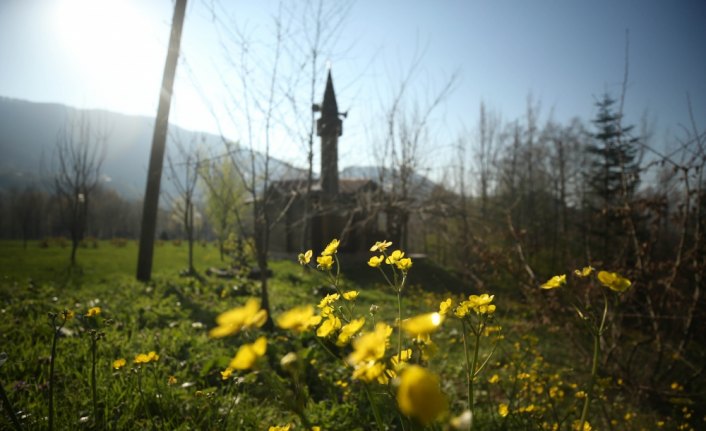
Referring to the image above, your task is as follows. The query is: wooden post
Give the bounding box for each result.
[136,0,187,281]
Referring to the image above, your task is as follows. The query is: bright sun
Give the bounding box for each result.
[50,0,166,114]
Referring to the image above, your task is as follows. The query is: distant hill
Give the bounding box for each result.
[0,97,439,202]
[0,97,307,200]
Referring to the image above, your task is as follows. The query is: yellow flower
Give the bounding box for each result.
[86,307,101,317]
[298,250,312,265]
[466,293,496,314]
[342,290,359,300]
[209,298,268,338]
[318,293,340,308]
[220,367,234,380]
[336,317,366,346]
[597,271,631,292]
[498,403,509,417]
[401,312,444,336]
[277,305,316,332]
[167,375,177,385]
[395,257,413,271]
[268,425,291,431]
[367,255,384,268]
[439,298,453,315]
[573,266,594,277]
[540,274,566,289]
[370,240,392,252]
[112,358,126,370]
[316,255,334,270]
[488,374,500,384]
[62,309,75,320]
[322,238,340,256]
[316,315,342,337]
[397,365,447,425]
[571,420,591,431]
[352,360,388,384]
[454,302,469,318]
[229,336,267,370]
[348,323,392,365]
[134,351,159,364]
[385,250,405,264]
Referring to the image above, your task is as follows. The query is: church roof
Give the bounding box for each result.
[321,70,339,117]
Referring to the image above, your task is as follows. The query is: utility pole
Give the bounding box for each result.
[136,0,187,281]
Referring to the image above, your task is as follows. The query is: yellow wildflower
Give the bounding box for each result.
[167,375,177,385]
[298,250,313,265]
[220,367,234,380]
[342,290,359,300]
[454,302,469,318]
[390,348,413,370]
[318,293,340,308]
[439,298,453,315]
[277,305,316,332]
[498,403,509,417]
[352,361,388,384]
[573,266,594,277]
[316,315,342,337]
[367,255,384,268]
[540,274,566,289]
[370,240,392,252]
[385,250,405,264]
[316,255,334,270]
[112,358,126,370]
[401,312,444,336]
[62,309,75,320]
[134,351,159,364]
[571,420,591,431]
[86,307,101,317]
[322,238,340,256]
[395,257,413,271]
[268,425,291,431]
[597,271,631,292]
[488,374,500,384]
[348,323,392,365]
[336,317,366,346]
[397,365,447,425]
[229,336,267,370]
[209,298,268,338]
[467,293,496,314]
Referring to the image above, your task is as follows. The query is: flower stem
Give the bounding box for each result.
[47,314,66,431]
[91,337,98,426]
[578,292,608,430]
[461,320,473,431]
[397,290,403,360]
[0,379,22,431]
[363,384,385,431]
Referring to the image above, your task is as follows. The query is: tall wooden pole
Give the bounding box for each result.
[137,0,187,281]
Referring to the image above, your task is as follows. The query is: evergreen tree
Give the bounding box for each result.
[585,93,641,261]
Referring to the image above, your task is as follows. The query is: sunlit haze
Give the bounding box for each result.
[1,0,705,175]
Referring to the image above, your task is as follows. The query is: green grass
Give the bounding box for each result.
[0,240,697,430]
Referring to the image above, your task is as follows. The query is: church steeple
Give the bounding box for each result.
[316,70,343,199]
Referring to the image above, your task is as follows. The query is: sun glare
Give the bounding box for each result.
[51,0,165,114]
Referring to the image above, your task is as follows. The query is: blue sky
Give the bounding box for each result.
[1,0,704,175]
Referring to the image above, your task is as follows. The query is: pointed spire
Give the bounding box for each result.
[321,70,339,118]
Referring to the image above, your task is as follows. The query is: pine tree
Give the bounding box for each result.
[585,93,641,261]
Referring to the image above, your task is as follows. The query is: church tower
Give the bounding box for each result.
[316,70,343,200]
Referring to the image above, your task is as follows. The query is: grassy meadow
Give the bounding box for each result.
[0,239,700,430]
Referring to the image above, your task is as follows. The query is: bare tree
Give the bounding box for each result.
[166,133,202,274]
[372,51,458,250]
[199,156,246,261]
[53,114,106,265]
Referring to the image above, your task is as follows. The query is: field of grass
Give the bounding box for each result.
[0,240,699,430]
